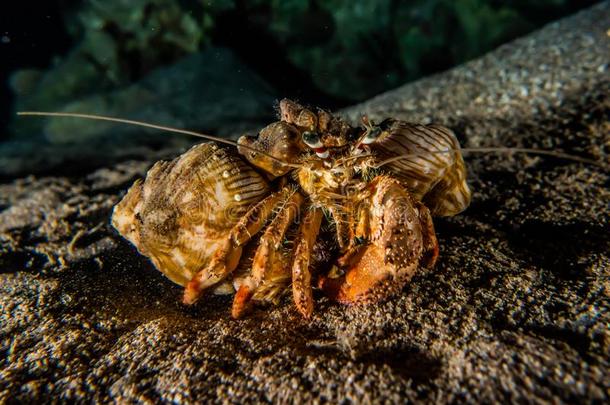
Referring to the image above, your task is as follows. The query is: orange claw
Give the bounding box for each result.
[320,176,434,305]
[319,245,413,304]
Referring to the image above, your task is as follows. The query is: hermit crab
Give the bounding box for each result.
[102,99,470,318]
[19,100,471,318]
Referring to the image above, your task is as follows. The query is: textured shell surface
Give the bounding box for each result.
[112,143,270,286]
[370,119,471,216]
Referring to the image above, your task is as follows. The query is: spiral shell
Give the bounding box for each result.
[112,143,270,286]
[371,119,471,216]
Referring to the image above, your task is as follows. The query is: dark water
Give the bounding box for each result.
[0,0,599,176]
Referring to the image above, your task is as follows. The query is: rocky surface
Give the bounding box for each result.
[1,3,609,403]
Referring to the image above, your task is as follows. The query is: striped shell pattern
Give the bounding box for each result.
[371,119,471,216]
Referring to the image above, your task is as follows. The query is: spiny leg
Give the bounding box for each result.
[291,206,323,319]
[232,190,304,318]
[320,176,427,304]
[183,188,291,304]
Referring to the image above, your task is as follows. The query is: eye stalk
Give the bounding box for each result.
[302,131,329,159]
[353,115,383,152]
[362,127,381,145]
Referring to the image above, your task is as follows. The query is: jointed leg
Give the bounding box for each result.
[183,188,292,305]
[291,207,323,318]
[232,190,304,318]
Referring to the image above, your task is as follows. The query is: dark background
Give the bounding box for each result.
[0,0,599,141]
[1,1,73,135]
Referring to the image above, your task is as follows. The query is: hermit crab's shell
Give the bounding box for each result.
[371,120,471,216]
[111,143,270,286]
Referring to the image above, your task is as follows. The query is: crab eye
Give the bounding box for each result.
[302,131,322,147]
[363,127,382,144]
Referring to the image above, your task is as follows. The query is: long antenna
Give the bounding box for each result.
[462,147,605,167]
[372,147,606,169]
[17,111,301,168]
